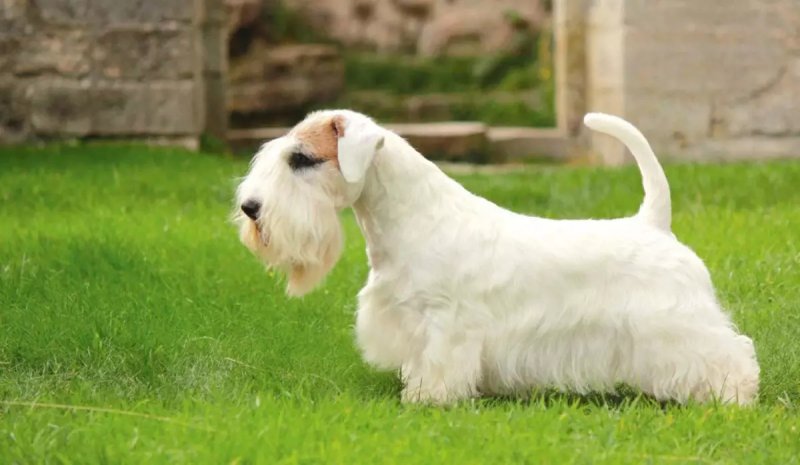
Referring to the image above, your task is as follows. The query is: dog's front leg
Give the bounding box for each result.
[399,327,483,406]
[355,300,413,371]
[356,285,483,405]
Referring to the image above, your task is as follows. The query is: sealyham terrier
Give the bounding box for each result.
[234,110,760,406]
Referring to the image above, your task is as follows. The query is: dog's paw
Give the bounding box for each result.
[401,382,476,406]
[401,385,451,405]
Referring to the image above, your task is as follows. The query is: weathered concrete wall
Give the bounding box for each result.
[554,0,590,156]
[560,0,800,164]
[595,0,800,163]
[0,0,227,147]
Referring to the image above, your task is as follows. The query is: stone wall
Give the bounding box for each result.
[0,0,227,147]
[5,0,797,161]
[281,0,547,56]
[559,0,800,164]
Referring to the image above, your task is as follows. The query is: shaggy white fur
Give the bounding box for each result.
[235,110,760,405]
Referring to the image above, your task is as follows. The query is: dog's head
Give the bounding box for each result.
[234,110,385,296]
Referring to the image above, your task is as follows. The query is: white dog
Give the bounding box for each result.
[235,110,759,406]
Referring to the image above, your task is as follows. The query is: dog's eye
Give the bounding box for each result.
[288,151,324,171]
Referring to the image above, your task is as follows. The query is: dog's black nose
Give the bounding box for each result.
[241,199,261,220]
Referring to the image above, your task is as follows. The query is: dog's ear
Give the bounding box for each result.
[332,114,385,184]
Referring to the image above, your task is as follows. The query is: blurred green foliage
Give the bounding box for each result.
[344,54,481,94]
[260,0,329,44]
[338,27,555,127]
[450,97,553,127]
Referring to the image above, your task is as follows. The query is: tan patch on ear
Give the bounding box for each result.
[292,116,343,166]
[332,115,346,139]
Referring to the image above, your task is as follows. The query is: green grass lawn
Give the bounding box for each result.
[1,144,799,464]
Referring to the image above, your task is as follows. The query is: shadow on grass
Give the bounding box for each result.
[356,372,680,412]
[476,385,677,412]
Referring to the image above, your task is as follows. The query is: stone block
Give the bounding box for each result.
[29,79,92,136]
[228,43,343,115]
[89,0,195,24]
[93,27,195,80]
[34,0,196,26]
[0,36,20,72]
[0,0,29,34]
[227,126,289,152]
[91,82,199,136]
[202,23,226,73]
[202,0,228,25]
[488,127,567,161]
[89,83,148,135]
[144,83,200,135]
[15,30,91,77]
[0,79,30,142]
[202,73,228,138]
[33,0,91,26]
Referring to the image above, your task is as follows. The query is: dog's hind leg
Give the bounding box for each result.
[627,323,759,405]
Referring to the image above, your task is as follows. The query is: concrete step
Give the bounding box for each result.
[385,122,488,162]
[228,123,567,163]
[228,127,289,151]
[488,127,567,161]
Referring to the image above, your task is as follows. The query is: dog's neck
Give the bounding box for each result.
[351,132,467,269]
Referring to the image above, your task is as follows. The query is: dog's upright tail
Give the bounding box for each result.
[583,113,671,232]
